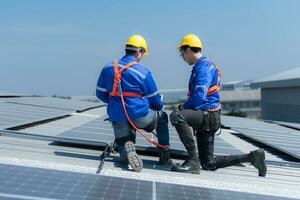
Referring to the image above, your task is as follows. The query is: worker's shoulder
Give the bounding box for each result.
[101,62,114,71]
[100,61,151,77]
[131,63,152,77]
[132,63,150,72]
[195,59,214,72]
[201,58,214,67]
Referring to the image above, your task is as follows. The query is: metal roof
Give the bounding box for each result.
[252,67,300,88]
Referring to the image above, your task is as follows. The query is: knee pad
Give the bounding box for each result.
[143,120,156,132]
[157,111,168,124]
[170,110,185,126]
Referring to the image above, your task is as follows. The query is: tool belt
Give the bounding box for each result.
[201,109,221,133]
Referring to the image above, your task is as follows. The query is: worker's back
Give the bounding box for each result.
[96,55,163,121]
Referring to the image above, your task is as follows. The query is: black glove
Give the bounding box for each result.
[178,104,183,110]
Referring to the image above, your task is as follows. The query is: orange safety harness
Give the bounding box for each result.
[207,64,221,112]
[110,60,169,150]
[187,63,221,112]
[207,64,221,96]
[187,63,221,97]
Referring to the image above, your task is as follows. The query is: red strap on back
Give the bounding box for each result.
[109,60,142,97]
[207,64,221,96]
[113,91,143,98]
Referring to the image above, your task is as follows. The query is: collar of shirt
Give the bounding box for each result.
[192,55,206,73]
[121,55,138,63]
[193,55,206,67]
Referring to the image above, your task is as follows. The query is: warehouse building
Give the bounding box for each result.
[252,67,300,123]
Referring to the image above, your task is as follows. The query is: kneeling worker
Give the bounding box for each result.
[170,34,267,176]
[96,35,171,172]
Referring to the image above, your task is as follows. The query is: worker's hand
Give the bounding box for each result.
[178,104,183,110]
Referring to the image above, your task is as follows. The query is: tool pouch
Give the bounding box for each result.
[201,110,221,133]
[209,110,221,132]
[203,111,211,132]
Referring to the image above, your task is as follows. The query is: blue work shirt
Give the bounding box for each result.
[183,55,221,110]
[96,55,163,121]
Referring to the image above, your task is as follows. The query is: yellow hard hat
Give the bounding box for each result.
[125,34,149,56]
[177,34,203,49]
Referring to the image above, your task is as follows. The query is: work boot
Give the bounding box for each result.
[250,149,267,177]
[125,141,143,172]
[158,149,172,166]
[171,158,201,174]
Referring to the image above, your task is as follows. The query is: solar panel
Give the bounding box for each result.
[155,182,296,200]
[57,116,243,156]
[0,92,30,97]
[0,163,152,200]
[3,97,101,112]
[0,102,70,130]
[221,115,300,160]
[268,120,300,131]
[0,163,296,200]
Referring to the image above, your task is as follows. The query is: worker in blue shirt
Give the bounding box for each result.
[170,34,267,176]
[96,35,171,172]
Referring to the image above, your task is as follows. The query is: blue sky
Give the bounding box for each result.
[1,0,300,96]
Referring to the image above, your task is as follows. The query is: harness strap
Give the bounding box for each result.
[120,92,170,149]
[109,60,169,149]
[109,60,140,97]
[207,64,221,96]
[114,91,143,98]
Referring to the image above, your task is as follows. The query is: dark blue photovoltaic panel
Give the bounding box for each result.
[0,102,70,130]
[4,97,101,112]
[270,121,300,131]
[221,115,300,160]
[57,116,243,156]
[0,163,152,200]
[0,163,297,200]
[155,182,297,200]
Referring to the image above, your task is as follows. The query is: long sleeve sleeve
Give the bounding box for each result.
[143,73,163,110]
[183,67,212,109]
[96,69,109,103]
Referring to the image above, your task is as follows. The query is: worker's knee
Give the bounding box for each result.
[170,110,185,126]
[113,121,135,145]
[157,111,168,124]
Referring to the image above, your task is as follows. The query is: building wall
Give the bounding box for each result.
[261,87,300,123]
